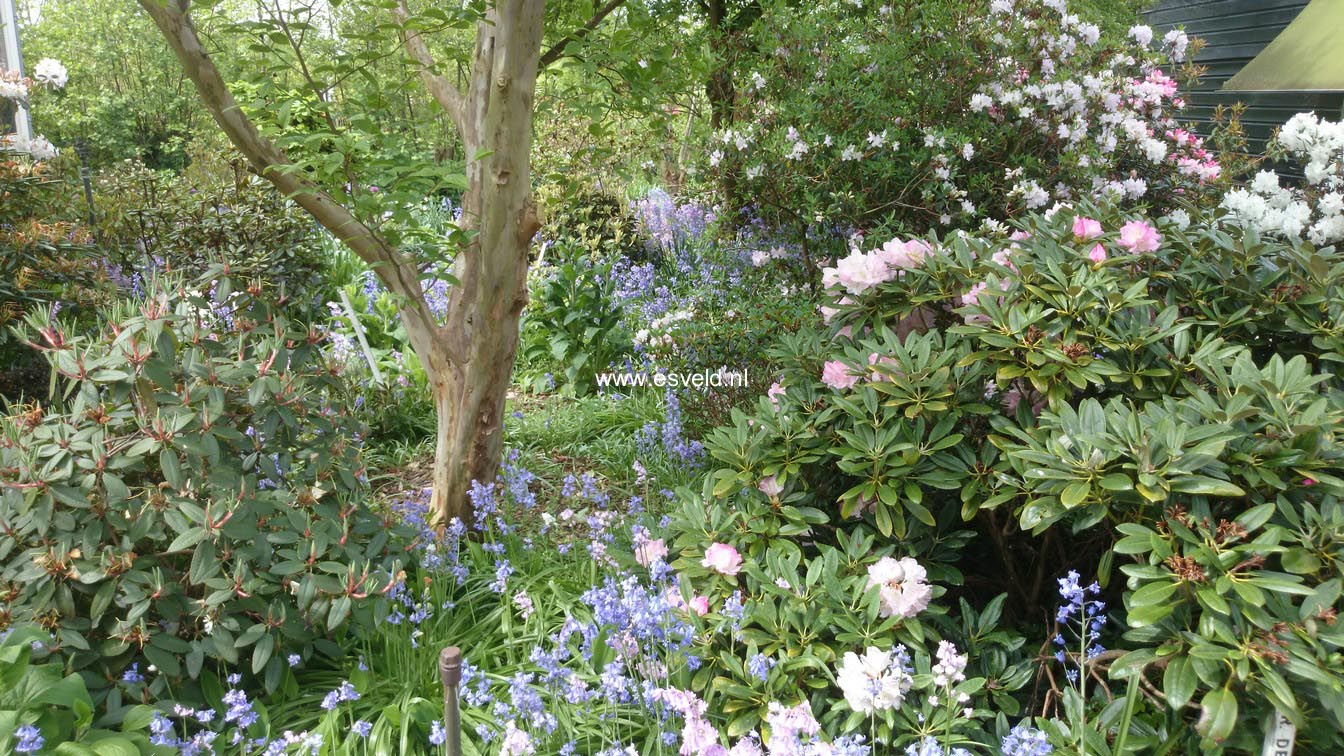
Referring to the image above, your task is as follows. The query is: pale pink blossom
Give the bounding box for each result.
[635,538,668,567]
[873,238,932,270]
[701,542,743,576]
[758,476,784,497]
[688,595,711,616]
[1072,216,1103,240]
[1117,220,1162,253]
[962,281,989,307]
[832,249,893,295]
[1088,243,1107,263]
[767,382,787,408]
[821,360,860,390]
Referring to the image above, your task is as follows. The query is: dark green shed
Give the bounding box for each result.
[1146,0,1344,153]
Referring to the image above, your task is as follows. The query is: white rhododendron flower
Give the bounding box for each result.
[33,58,69,89]
[836,646,914,714]
[867,556,933,619]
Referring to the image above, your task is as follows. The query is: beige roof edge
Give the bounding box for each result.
[1221,0,1344,92]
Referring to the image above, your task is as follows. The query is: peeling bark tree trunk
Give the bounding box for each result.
[141,0,546,528]
[413,6,544,528]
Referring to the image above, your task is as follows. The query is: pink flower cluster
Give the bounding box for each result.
[654,688,837,756]
[821,238,934,296]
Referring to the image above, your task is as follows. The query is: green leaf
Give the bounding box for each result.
[1169,475,1244,498]
[1196,687,1237,744]
[1162,656,1197,709]
[1060,482,1090,508]
[121,705,157,733]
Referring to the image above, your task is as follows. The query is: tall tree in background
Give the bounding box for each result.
[137,0,620,527]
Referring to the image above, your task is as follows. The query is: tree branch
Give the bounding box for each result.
[539,0,626,69]
[393,0,468,140]
[136,0,449,368]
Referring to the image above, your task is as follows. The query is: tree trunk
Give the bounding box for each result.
[143,0,550,528]
[428,3,544,527]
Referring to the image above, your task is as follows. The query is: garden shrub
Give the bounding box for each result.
[539,183,647,263]
[0,273,412,704]
[0,624,155,752]
[521,247,632,396]
[686,201,1344,751]
[1221,112,1344,246]
[325,273,437,442]
[0,148,114,403]
[710,0,1217,241]
[91,154,328,306]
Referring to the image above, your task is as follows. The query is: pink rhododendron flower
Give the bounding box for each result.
[1009,230,1032,241]
[962,281,989,307]
[821,360,859,390]
[758,476,783,497]
[765,700,822,752]
[1072,216,1103,239]
[903,238,934,261]
[1088,243,1108,263]
[867,352,901,382]
[1117,220,1162,252]
[701,543,743,576]
[767,382,786,408]
[635,538,668,567]
[832,249,892,294]
[688,595,711,616]
[873,237,932,270]
[867,556,932,619]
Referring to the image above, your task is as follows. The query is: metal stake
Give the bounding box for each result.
[439,646,462,756]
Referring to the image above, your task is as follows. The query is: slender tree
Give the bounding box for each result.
[137,0,619,527]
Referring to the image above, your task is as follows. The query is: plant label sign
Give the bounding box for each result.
[1261,710,1296,756]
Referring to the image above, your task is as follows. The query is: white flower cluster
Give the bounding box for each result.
[1221,113,1344,246]
[970,9,1217,204]
[0,69,28,101]
[33,58,69,90]
[1,133,59,160]
[633,307,694,350]
[2,59,67,162]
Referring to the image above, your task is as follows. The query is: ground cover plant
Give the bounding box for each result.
[2,0,1342,754]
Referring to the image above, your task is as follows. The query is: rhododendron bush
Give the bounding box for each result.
[0,274,412,704]
[699,200,1344,750]
[711,0,1217,242]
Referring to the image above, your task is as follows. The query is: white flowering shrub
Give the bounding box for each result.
[1221,112,1344,246]
[711,0,1214,242]
[1,58,66,160]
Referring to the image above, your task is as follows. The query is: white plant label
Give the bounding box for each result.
[1261,709,1296,756]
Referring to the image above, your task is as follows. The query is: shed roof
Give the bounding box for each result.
[1222,0,1344,92]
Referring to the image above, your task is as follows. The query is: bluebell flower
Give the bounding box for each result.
[429,720,447,745]
[121,663,144,683]
[747,652,775,681]
[14,724,44,753]
[1001,723,1053,756]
